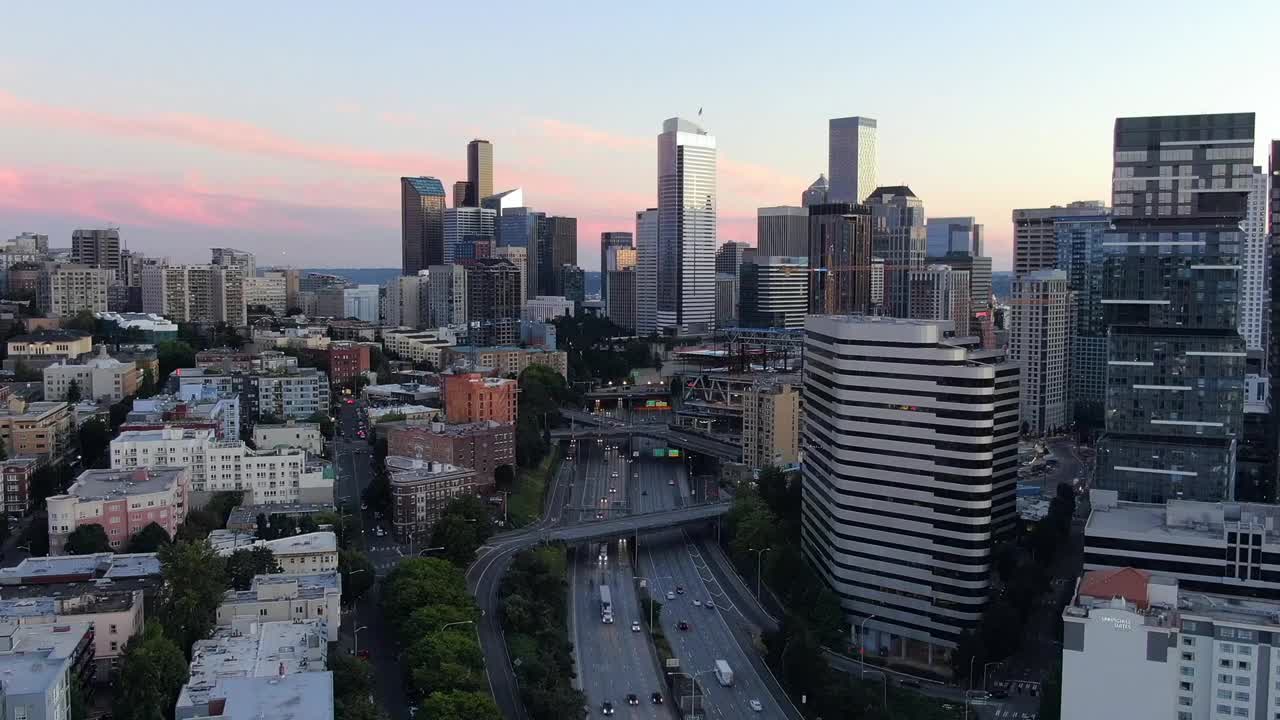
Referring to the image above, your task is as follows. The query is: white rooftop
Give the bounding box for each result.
[0,622,90,697]
[210,531,337,557]
[1087,489,1280,543]
[177,619,327,712]
[203,672,334,720]
[0,552,160,584]
[58,466,185,501]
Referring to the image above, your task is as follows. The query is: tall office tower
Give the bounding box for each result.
[864,186,927,318]
[925,217,983,257]
[802,174,829,208]
[480,188,523,220]
[71,229,122,275]
[907,265,971,335]
[443,207,496,264]
[1096,113,1254,504]
[1012,201,1106,277]
[426,264,468,328]
[635,209,659,336]
[1240,168,1268,351]
[1055,209,1112,422]
[828,116,877,204]
[453,181,471,208]
[1008,269,1071,435]
[141,265,246,326]
[927,251,993,318]
[714,241,750,277]
[606,268,637,333]
[210,248,256,280]
[401,176,447,274]
[714,273,738,329]
[740,256,809,329]
[343,285,380,323]
[384,273,428,328]
[657,117,717,335]
[463,258,521,346]
[870,257,884,308]
[466,140,493,207]
[601,232,635,301]
[492,246,528,306]
[533,216,577,296]
[558,264,585,306]
[802,315,1020,667]
[1268,142,1280,494]
[807,203,873,315]
[757,207,809,257]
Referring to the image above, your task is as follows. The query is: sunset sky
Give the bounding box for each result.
[3,2,1277,271]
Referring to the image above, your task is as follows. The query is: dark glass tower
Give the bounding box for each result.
[401,176,446,275]
[466,140,493,207]
[1096,113,1254,503]
[806,203,872,315]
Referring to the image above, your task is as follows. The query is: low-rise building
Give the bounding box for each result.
[0,587,145,676]
[216,571,341,641]
[523,295,575,322]
[94,311,178,342]
[442,372,517,425]
[175,619,328,720]
[252,421,324,455]
[382,327,458,367]
[125,390,240,441]
[4,329,93,371]
[440,345,568,379]
[196,349,297,374]
[0,621,95,718]
[171,366,330,423]
[387,420,514,490]
[42,351,139,402]
[387,459,477,542]
[0,552,161,586]
[0,397,73,461]
[210,531,339,575]
[367,405,441,426]
[224,502,333,532]
[1,456,40,515]
[189,670,334,720]
[327,341,370,387]
[46,467,189,555]
[362,382,439,405]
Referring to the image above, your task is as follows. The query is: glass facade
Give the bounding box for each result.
[828,117,877,205]
[864,187,927,318]
[401,177,446,275]
[657,118,716,335]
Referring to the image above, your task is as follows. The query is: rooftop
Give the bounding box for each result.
[1086,489,1280,543]
[0,552,160,585]
[449,345,562,355]
[395,420,509,437]
[212,531,338,557]
[57,466,185,501]
[0,622,90,697]
[178,620,327,711]
[113,427,214,443]
[202,672,334,720]
[8,329,90,344]
[225,503,333,529]
[222,571,341,605]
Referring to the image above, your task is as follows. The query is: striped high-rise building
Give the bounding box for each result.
[657,117,716,335]
[801,314,1019,667]
[635,209,659,336]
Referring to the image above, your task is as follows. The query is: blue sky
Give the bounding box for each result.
[2,1,1277,270]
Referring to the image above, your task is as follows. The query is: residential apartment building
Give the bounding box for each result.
[46,467,189,555]
[71,228,121,274]
[243,272,287,316]
[441,373,517,424]
[381,327,458,367]
[383,273,427,329]
[252,421,324,455]
[439,345,568,379]
[1096,113,1253,504]
[210,247,256,279]
[492,246,527,307]
[216,571,340,642]
[1012,201,1106,278]
[5,329,92,371]
[210,531,338,576]
[0,621,94,720]
[387,420,514,490]
[43,353,138,402]
[907,265,971,336]
[0,397,73,461]
[740,256,808,329]
[757,206,809,257]
[463,258,521,346]
[1240,168,1268,352]
[1008,269,1071,435]
[425,264,467,328]
[126,391,240,441]
[1,457,40,515]
[40,264,110,317]
[741,382,800,469]
[327,341,370,386]
[387,459,478,542]
[141,264,247,327]
[801,315,1020,667]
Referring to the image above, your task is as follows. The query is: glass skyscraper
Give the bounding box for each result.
[657,117,716,335]
[828,116,877,205]
[1096,113,1254,503]
[401,176,446,275]
[1055,212,1111,422]
[864,186,927,318]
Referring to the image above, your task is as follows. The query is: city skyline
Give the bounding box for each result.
[1,3,1278,272]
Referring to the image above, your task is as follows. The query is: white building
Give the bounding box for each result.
[43,352,138,402]
[828,116,877,205]
[425,264,467,327]
[128,389,241,441]
[382,327,458,367]
[210,247,257,280]
[210,531,339,575]
[384,273,428,328]
[1008,269,1071,435]
[44,264,110,317]
[1061,568,1280,720]
[739,256,808,329]
[95,311,178,338]
[635,208,659,336]
[657,118,716,335]
[0,621,92,720]
[110,428,333,505]
[1240,168,1268,352]
[141,264,247,327]
[253,421,324,455]
[523,295,574,323]
[216,571,341,641]
[801,315,1020,667]
[244,272,287,316]
[443,207,496,264]
[906,264,971,336]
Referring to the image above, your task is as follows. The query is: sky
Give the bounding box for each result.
[2,2,1278,273]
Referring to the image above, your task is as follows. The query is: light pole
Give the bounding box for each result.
[859,614,877,680]
[667,669,716,715]
[982,661,1003,692]
[633,575,673,628]
[418,546,445,557]
[747,547,771,600]
[353,625,368,656]
[439,620,475,633]
[497,490,511,527]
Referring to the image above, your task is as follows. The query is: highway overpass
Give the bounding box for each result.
[555,410,742,462]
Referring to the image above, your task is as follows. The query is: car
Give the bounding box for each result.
[966,690,991,700]
[675,585,684,594]
[631,621,641,632]
[693,599,702,607]
[668,479,675,485]
[611,471,619,478]
[899,679,921,689]
[990,689,1009,699]
[749,699,763,712]
[651,692,663,704]
[626,694,638,706]
[346,398,355,405]
[595,512,604,519]
[676,621,689,631]
[360,503,368,511]
[609,487,617,494]
[666,591,676,600]
[601,701,614,715]
[705,600,715,609]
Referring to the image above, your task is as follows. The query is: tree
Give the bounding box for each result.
[63,309,100,335]
[516,364,572,467]
[494,464,515,491]
[65,378,82,403]
[127,522,172,553]
[419,690,501,720]
[158,540,227,655]
[430,496,494,566]
[156,340,196,383]
[64,524,112,555]
[138,367,158,398]
[331,653,387,720]
[113,624,189,720]
[204,491,243,527]
[78,418,112,468]
[1040,662,1062,720]
[177,509,219,542]
[339,550,375,604]
[307,411,335,438]
[225,547,280,590]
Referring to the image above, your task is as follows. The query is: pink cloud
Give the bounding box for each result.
[534,118,648,151]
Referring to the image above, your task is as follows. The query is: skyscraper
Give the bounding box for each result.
[757,207,809,257]
[714,273,738,329]
[463,258,520,347]
[907,264,971,336]
[480,188,524,222]
[635,209,659,336]
[802,315,1019,668]
[453,181,471,208]
[1096,113,1253,504]
[426,264,467,328]
[828,116,877,204]
[537,216,576,296]
[925,217,983,257]
[443,207,496,264]
[211,247,256,280]
[806,203,873,316]
[558,264,585,307]
[1055,209,1112,422]
[606,268,636,333]
[1009,269,1071,435]
[600,231,633,300]
[1240,168,1268,351]
[1012,201,1105,278]
[492,246,528,306]
[801,174,829,208]
[657,117,717,335]
[466,139,493,207]
[864,186,926,318]
[71,229,122,274]
[927,251,992,319]
[714,241,750,278]
[740,256,808,329]
[401,177,447,275]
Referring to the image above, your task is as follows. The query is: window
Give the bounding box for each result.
[1221,643,1235,653]
[1221,659,1233,668]
[1238,661,1250,671]
[1183,667,1196,677]
[1218,689,1233,699]
[110,641,118,652]
[1237,676,1251,687]
[1218,705,1232,715]
[1236,692,1250,702]
[109,624,117,634]
[1182,681,1194,692]
[1184,652,1196,661]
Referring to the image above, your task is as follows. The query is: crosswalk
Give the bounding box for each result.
[989,709,1037,720]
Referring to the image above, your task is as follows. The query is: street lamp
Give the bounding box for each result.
[496,490,511,527]
[438,620,475,633]
[747,547,771,600]
[982,661,1003,692]
[633,575,673,628]
[667,669,716,714]
[353,625,369,656]
[418,546,445,557]
[858,614,877,680]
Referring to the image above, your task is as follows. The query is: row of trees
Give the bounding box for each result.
[381,557,499,718]
[498,547,585,720]
[551,314,658,383]
[63,521,171,555]
[515,364,573,467]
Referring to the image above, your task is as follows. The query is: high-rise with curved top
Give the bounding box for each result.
[657,117,716,335]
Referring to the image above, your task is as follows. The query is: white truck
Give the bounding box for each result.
[714,659,733,687]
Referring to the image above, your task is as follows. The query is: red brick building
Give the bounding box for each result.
[328,341,371,387]
[1,457,40,515]
[442,373,517,425]
[387,421,514,491]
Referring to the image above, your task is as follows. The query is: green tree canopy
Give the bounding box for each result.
[225,546,280,590]
[64,524,112,555]
[339,549,375,604]
[78,418,112,468]
[418,690,501,720]
[65,378,82,403]
[113,624,189,720]
[158,540,227,655]
[127,522,172,553]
